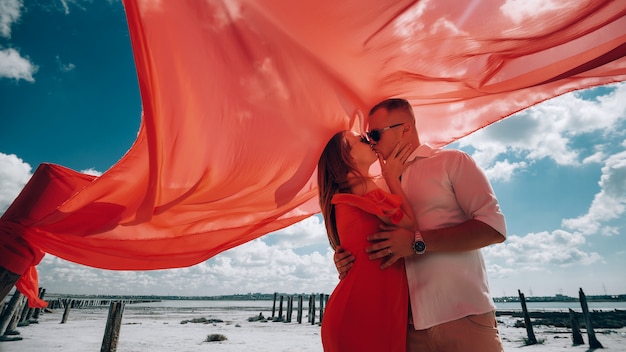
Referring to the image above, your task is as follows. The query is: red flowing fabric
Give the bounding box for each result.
[2,0,626,307]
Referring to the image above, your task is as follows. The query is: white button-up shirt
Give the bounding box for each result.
[402,144,506,330]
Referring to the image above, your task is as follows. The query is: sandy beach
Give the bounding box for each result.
[1,303,625,352]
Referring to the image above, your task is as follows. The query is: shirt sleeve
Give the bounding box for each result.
[448,151,507,237]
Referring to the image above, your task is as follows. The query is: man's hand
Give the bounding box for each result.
[333,246,355,280]
[366,225,415,269]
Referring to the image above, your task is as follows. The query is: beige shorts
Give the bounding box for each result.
[406,311,503,352]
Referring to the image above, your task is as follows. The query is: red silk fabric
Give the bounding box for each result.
[2,0,626,307]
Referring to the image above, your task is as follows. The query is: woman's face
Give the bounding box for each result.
[345,131,377,167]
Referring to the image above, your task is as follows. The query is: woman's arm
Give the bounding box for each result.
[378,142,416,230]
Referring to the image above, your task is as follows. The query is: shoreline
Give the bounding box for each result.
[1,306,625,351]
[496,309,626,329]
[39,292,626,303]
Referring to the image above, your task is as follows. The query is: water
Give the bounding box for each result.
[124,299,626,312]
[495,301,626,312]
[123,299,300,321]
[129,299,277,310]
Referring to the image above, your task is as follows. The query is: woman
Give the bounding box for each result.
[318,130,416,352]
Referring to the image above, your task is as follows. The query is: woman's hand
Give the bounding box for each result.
[379,142,418,227]
[380,142,415,182]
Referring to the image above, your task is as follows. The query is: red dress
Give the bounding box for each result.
[321,189,408,352]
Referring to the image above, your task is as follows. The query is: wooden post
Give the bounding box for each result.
[286,295,293,323]
[277,295,284,321]
[297,295,303,324]
[319,293,325,324]
[518,289,537,345]
[18,295,31,324]
[0,268,21,306]
[310,294,316,325]
[306,295,310,322]
[4,295,25,338]
[0,291,23,337]
[32,288,46,320]
[101,301,125,352]
[48,298,58,309]
[271,292,277,319]
[61,299,73,324]
[568,308,584,345]
[579,288,603,349]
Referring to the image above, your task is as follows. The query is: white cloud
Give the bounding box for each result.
[38,237,339,296]
[56,55,76,72]
[483,229,603,270]
[0,1,36,82]
[562,150,626,235]
[264,215,328,249]
[486,263,516,279]
[456,83,626,177]
[483,159,527,182]
[58,0,92,15]
[0,0,95,83]
[80,168,102,176]
[458,84,625,296]
[0,152,32,213]
[0,48,37,81]
[0,0,22,38]
[60,0,70,14]
[582,148,605,164]
[196,240,337,293]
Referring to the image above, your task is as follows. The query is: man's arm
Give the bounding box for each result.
[420,219,505,252]
[333,246,355,279]
[366,219,505,269]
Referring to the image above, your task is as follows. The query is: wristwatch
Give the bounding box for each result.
[412,231,426,254]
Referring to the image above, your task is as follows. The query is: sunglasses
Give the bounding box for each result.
[348,135,371,148]
[366,123,404,142]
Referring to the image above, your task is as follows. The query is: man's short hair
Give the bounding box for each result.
[368,98,414,118]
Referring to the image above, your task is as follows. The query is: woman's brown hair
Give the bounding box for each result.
[317,131,368,249]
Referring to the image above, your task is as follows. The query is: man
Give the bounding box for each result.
[334,98,506,351]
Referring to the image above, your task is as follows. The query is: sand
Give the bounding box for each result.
[1,306,624,351]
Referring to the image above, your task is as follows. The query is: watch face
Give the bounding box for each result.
[413,241,426,253]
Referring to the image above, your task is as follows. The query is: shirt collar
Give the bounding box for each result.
[407,143,436,162]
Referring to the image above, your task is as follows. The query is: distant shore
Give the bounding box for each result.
[36,292,626,330]
[41,292,626,302]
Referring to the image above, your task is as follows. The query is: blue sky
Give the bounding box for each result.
[1,1,625,298]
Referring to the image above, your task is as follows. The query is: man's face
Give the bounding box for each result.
[367,108,412,159]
